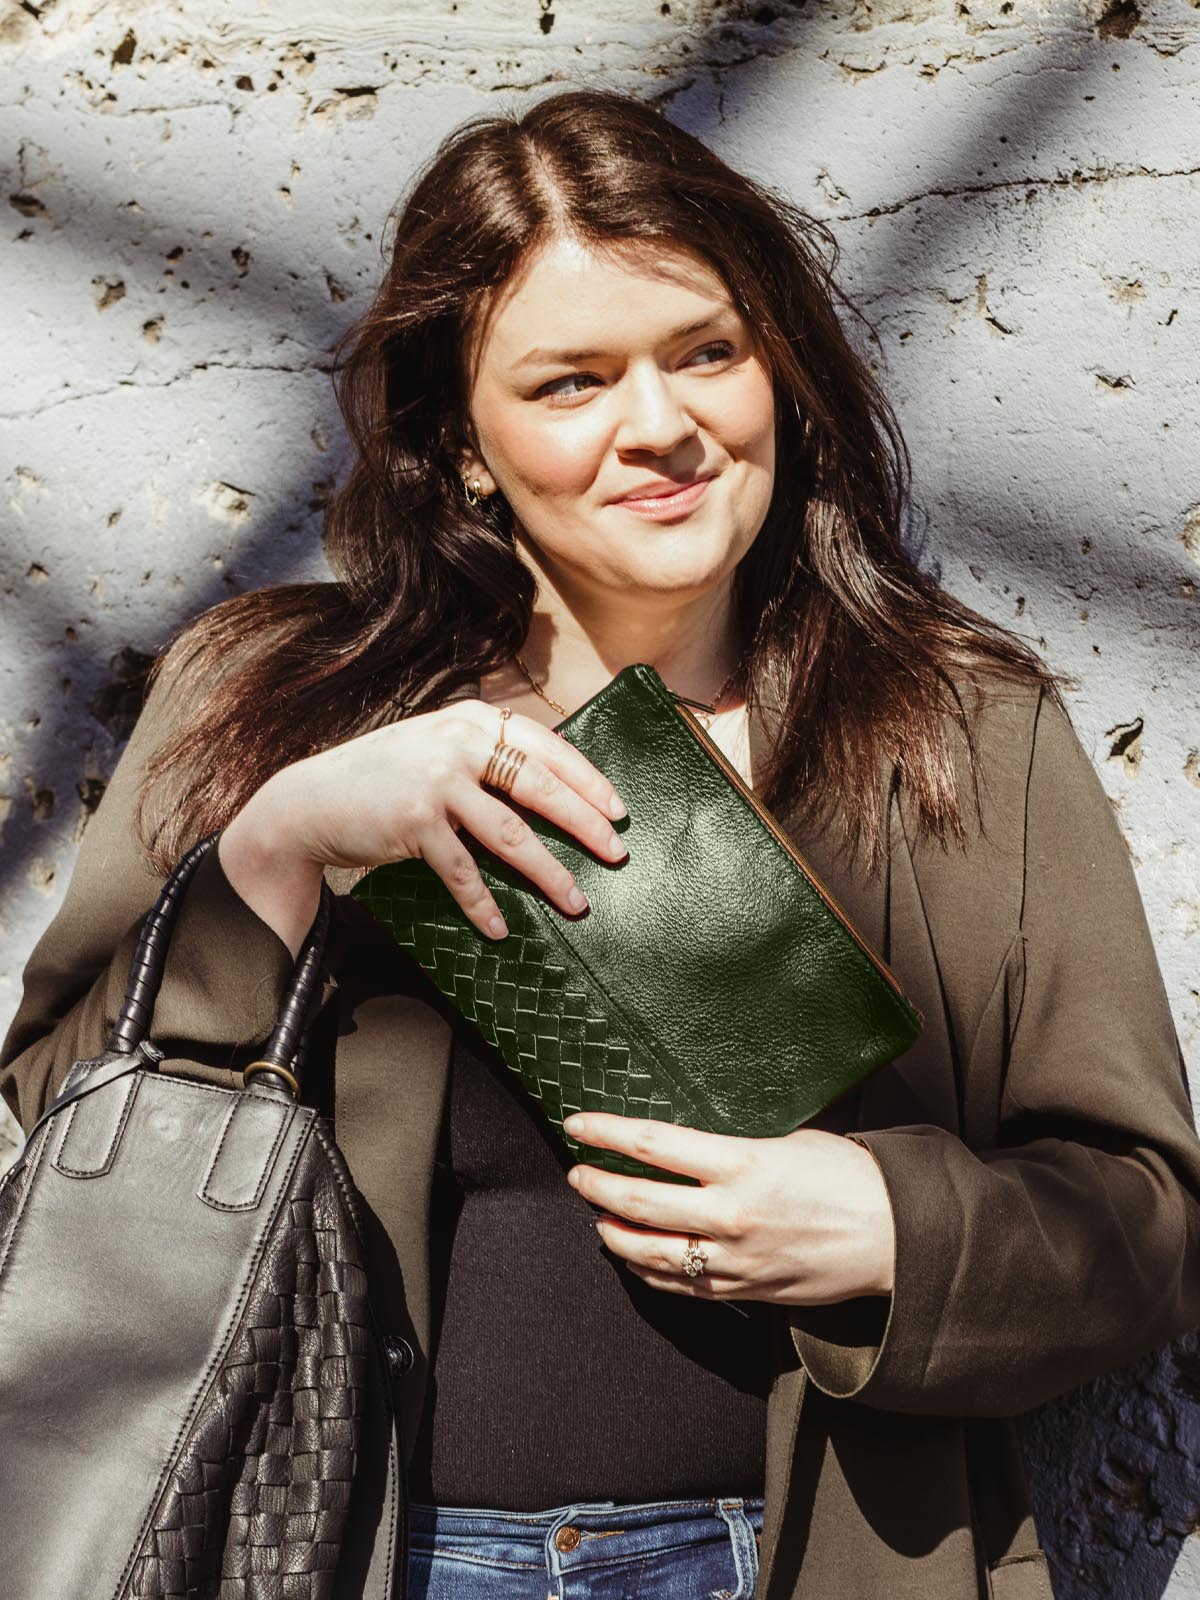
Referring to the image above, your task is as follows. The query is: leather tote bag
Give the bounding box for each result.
[0,833,404,1600]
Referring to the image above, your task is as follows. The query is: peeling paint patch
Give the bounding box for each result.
[1106,717,1144,773]
[310,86,379,124]
[27,858,57,895]
[111,29,137,67]
[198,481,255,527]
[279,45,318,78]
[975,272,1015,335]
[1104,276,1145,307]
[25,779,55,822]
[92,276,126,312]
[1095,0,1141,39]
[836,53,888,79]
[9,466,46,505]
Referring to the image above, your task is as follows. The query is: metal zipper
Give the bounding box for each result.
[672,697,914,1008]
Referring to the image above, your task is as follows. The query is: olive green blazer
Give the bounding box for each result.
[5,643,1200,1600]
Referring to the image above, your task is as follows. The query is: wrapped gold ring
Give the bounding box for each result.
[481,706,527,795]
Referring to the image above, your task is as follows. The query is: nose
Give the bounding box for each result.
[613,361,699,457]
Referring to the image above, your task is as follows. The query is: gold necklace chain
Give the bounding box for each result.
[513,651,744,729]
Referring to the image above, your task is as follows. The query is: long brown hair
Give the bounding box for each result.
[136,87,1065,875]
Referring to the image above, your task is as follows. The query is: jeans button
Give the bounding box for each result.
[384,1335,414,1378]
[555,1526,581,1553]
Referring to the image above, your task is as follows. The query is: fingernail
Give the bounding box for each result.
[563,1114,584,1135]
[488,914,507,939]
[567,885,588,912]
[608,793,628,820]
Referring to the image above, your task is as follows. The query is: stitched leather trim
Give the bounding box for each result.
[197,1090,292,1213]
[52,1073,141,1180]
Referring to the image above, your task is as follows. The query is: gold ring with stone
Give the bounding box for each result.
[681,1237,709,1279]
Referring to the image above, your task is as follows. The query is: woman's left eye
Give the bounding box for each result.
[536,342,736,402]
[540,372,599,399]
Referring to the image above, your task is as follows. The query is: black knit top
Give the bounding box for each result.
[406,1021,772,1509]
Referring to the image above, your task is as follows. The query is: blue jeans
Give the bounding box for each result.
[407,1496,765,1599]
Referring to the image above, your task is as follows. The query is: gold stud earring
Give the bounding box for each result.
[462,473,486,505]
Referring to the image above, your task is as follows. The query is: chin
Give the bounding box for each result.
[629,528,753,578]
[618,562,735,597]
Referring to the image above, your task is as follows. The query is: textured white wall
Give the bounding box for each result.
[1,0,1198,1592]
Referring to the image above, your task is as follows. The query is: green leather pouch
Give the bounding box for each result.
[353,662,922,1182]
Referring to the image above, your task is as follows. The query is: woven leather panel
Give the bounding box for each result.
[124,1121,370,1599]
[357,867,700,1183]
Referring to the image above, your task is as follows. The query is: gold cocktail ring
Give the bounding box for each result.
[681,1237,709,1279]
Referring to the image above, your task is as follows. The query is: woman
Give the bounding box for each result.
[4,88,1199,1600]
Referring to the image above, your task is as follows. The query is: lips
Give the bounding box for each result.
[611,473,715,504]
[610,475,715,521]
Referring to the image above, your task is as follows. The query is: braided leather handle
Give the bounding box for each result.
[106,831,333,1098]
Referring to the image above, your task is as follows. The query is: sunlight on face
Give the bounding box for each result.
[462,234,777,610]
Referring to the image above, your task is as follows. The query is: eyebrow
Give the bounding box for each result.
[513,312,736,370]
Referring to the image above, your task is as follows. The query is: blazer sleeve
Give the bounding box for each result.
[1,645,302,1134]
[789,686,1200,1417]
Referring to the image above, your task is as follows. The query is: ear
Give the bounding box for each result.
[456,446,498,498]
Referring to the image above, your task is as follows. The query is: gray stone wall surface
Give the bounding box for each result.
[1,0,1197,1593]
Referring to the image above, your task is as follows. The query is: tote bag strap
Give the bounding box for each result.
[107,829,332,1098]
[21,833,332,1156]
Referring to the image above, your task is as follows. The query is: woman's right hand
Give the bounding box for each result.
[217,699,629,958]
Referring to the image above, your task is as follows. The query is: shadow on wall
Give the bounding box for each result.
[1024,1330,1200,1598]
[2,4,1198,1593]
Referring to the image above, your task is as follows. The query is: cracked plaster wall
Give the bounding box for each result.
[1,0,1198,1593]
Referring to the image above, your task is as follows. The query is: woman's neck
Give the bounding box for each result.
[504,526,746,717]
[475,660,755,787]
[509,614,744,719]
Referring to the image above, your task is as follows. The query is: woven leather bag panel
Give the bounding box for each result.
[124,1123,370,1599]
[357,867,703,1183]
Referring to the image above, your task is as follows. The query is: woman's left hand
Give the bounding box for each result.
[563,1112,895,1305]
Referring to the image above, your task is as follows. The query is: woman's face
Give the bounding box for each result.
[459,234,776,616]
